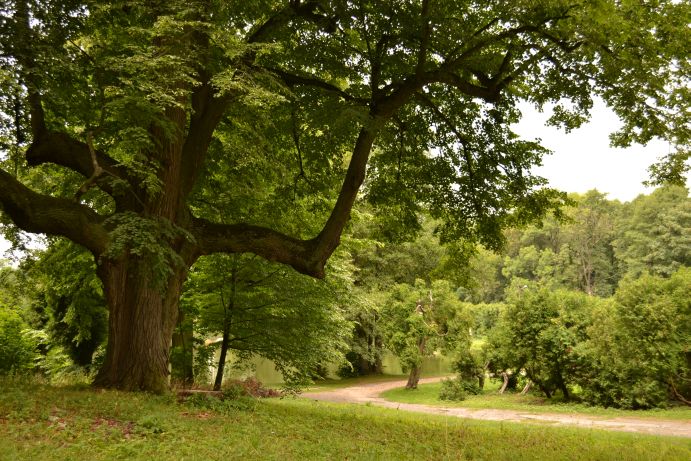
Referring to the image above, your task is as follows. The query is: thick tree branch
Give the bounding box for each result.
[0,169,109,255]
[416,0,431,76]
[248,0,335,43]
[271,68,365,103]
[14,2,141,209]
[14,0,46,139]
[191,217,324,277]
[25,131,142,210]
[312,127,377,261]
[432,71,502,102]
[191,128,378,279]
[75,131,105,199]
[181,83,234,198]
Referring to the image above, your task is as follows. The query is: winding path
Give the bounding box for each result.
[302,377,691,438]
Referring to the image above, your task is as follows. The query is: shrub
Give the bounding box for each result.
[0,309,36,375]
[574,269,691,409]
[185,391,257,413]
[223,377,281,399]
[439,377,481,401]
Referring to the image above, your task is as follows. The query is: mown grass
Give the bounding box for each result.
[1,379,689,460]
[381,381,691,420]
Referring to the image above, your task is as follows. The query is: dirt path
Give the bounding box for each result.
[302,378,691,438]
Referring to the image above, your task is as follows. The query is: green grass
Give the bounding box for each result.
[0,379,689,460]
[381,381,691,420]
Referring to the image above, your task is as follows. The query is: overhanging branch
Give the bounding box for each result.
[26,131,142,210]
[272,68,366,103]
[191,217,324,277]
[0,168,109,255]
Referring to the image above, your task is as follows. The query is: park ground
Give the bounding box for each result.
[304,376,691,438]
[1,377,690,460]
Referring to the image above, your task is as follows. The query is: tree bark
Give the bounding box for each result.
[406,364,422,389]
[520,380,533,395]
[213,326,230,391]
[93,257,186,393]
[499,372,510,394]
[406,336,427,389]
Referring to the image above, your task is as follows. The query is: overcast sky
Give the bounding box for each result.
[1,101,687,257]
[513,98,685,202]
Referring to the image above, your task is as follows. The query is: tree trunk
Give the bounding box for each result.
[560,383,570,400]
[499,372,509,394]
[374,338,384,374]
[213,326,230,391]
[520,380,533,395]
[93,257,186,393]
[406,337,426,389]
[406,364,422,389]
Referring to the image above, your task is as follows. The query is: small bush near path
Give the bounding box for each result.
[438,377,482,401]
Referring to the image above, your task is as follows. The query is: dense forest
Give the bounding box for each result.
[2,184,689,408]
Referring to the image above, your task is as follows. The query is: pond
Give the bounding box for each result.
[217,351,455,385]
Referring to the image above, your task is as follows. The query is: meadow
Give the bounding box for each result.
[1,379,689,461]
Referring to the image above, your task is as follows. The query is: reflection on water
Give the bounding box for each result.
[218,351,454,385]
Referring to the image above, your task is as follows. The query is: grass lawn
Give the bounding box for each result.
[381,381,691,420]
[1,379,690,460]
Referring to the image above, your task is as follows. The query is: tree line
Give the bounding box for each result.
[340,185,690,408]
[1,185,689,408]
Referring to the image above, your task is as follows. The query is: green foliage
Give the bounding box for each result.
[0,308,36,374]
[189,342,215,386]
[488,288,599,399]
[0,0,688,397]
[575,268,691,409]
[104,213,194,289]
[350,215,445,289]
[613,186,691,278]
[380,279,471,375]
[438,376,482,401]
[498,190,622,297]
[27,240,108,368]
[453,349,487,387]
[465,302,505,337]
[183,252,352,387]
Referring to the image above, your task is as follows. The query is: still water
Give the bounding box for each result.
[220,352,454,385]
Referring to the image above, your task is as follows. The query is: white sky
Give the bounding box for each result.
[0,237,10,256]
[513,99,687,202]
[1,101,687,258]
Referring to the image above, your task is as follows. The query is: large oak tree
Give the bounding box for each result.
[0,0,688,391]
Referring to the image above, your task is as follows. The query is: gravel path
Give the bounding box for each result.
[302,377,691,438]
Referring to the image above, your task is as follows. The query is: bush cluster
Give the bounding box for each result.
[486,268,690,409]
[439,377,481,401]
[0,309,36,375]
